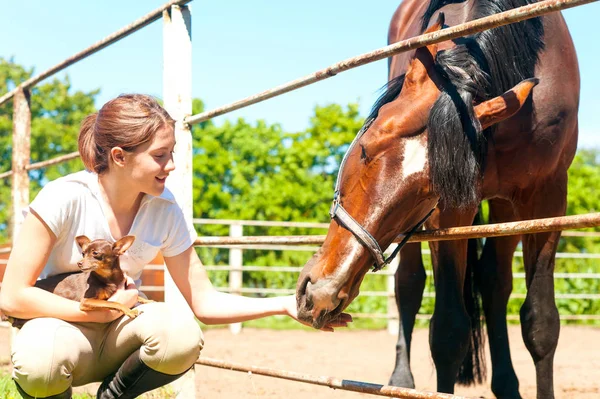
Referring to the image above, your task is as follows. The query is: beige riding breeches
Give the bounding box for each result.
[11,302,204,397]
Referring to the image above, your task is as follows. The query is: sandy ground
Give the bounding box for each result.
[1,325,599,398]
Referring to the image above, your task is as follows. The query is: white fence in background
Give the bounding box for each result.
[136,219,600,334]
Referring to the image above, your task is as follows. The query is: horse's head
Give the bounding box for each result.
[296,15,538,329]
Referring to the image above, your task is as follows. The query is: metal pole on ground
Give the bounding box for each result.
[196,357,476,399]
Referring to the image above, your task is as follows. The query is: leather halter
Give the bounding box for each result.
[329,119,436,272]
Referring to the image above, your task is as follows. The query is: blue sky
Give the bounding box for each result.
[2,1,599,148]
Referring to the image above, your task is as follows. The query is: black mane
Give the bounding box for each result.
[364,0,544,208]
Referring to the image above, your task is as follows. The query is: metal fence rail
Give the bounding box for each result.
[0,0,192,108]
[192,213,600,246]
[1,0,598,332]
[184,0,598,126]
[138,219,600,327]
[2,1,596,396]
[2,0,598,182]
[0,152,81,180]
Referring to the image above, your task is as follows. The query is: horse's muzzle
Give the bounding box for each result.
[296,275,345,329]
[296,275,315,324]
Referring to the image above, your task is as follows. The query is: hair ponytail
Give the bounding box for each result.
[78,113,102,173]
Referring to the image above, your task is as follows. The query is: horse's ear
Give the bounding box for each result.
[422,13,445,58]
[474,78,539,130]
[406,13,445,86]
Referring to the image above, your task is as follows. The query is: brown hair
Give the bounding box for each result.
[78,94,175,174]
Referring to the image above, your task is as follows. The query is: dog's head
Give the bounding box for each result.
[75,235,135,278]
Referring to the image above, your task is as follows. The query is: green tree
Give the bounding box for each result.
[558,149,600,320]
[502,150,600,323]
[4,56,596,324]
[190,101,364,289]
[0,57,98,240]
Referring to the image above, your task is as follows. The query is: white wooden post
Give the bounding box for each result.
[229,223,243,334]
[386,247,400,335]
[10,88,31,347]
[11,88,31,238]
[163,5,196,398]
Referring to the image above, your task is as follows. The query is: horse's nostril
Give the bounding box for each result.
[303,282,314,308]
[298,275,310,296]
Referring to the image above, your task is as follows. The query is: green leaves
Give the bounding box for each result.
[2,55,598,323]
[190,102,364,288]
[191,102,363,226]
[0,57,98,240]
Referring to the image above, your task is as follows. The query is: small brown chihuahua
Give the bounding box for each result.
[8,235,151,328]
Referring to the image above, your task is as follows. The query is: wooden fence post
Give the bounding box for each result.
[10,88,31,350]
[11,88,31,238]
[229,223,243,334]
[163,4,196,398]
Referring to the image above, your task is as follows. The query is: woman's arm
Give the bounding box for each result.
[0,211,133,323]
[164,246,351,331]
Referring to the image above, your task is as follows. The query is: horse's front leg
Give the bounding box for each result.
[479,199,522,399]
[389,242,426,388]
[428,207,479,394]
[516,177,566,399]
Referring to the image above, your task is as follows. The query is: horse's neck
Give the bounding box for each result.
[389,0,474,79]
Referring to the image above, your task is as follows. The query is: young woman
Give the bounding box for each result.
[0,94,351,399]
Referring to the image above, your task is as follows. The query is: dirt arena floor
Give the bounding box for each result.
[1,325,599,398]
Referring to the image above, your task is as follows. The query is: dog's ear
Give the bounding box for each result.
[76,235,91,252]
[113,235,136,256]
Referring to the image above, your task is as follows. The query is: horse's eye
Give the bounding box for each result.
[360,145,368,162]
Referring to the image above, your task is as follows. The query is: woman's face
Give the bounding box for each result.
[126,126,176,197]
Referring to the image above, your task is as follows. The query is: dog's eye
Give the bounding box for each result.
[82,252,84,256]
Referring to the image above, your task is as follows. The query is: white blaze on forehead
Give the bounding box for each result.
[401,137,427,179]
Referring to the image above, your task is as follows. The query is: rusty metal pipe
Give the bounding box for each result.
[192,213,600,246]
[0,151,80,179]
[185,0,598,126]
[0,0,192,107]
[196,357,474,399]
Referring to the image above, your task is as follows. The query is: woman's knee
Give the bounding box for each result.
[136,302,204,374]
[11,319,80,397]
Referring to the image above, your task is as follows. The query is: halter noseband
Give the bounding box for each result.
[329,120,436,272]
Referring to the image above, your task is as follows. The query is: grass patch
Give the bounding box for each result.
[0,372,19,399]
[0,371,175,399]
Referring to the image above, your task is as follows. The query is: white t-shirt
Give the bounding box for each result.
[28,170,198,287]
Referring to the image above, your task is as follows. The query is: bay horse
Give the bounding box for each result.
[295,0,579,398]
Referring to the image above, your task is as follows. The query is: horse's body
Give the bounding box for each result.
[296,1,579,398]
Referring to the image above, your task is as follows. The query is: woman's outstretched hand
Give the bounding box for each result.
[281,295,353,332]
